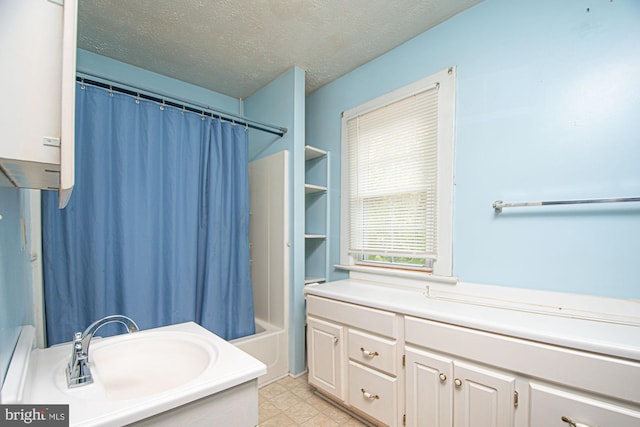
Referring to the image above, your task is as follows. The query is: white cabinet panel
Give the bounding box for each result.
[530,383,640,427]
[0,0,77,206]
[405,345,515,427]
[307,316,344,400]
[453,361,516,427]
[405,346,454,427]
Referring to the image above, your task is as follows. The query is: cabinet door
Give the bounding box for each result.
[0,0,76,202]
[405,346,454,427]
[453,361,516,427]
[307,316,344,400]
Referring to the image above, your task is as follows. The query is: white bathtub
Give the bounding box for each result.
[231,318,289,386]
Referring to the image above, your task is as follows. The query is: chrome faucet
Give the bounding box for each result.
[66,315,139,388]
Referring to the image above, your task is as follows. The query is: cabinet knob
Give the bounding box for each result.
[360,347,379,358]
[333,336,339,344]
[361,388,380,400]
[439,373,447,383]
[454,378,462,388]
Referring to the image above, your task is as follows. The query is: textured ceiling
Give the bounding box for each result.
[78,0,481,99]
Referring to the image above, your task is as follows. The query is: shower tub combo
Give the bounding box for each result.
[233,151,291,386]
[231,318,289,386]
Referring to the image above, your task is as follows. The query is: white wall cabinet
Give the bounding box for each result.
[0,0,77,207]
[305,290,640,427]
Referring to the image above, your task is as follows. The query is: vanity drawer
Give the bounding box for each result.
[348,329,397,376]
[348,361,398,426]
[530,383,640,427]
[307,295,398,338]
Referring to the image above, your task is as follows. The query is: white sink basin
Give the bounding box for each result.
[90,332,215,400]
[12,322,266,426]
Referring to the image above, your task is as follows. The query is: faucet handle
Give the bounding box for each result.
[72,332,83,353]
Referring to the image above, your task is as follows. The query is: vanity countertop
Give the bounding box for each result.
[304,279,640,362]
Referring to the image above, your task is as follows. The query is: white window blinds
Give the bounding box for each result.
[347,84,439,260]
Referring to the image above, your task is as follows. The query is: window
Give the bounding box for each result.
[340,67,455,276]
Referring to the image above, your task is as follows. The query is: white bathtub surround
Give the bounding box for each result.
[231,318,289,386]
[1,322,266,426]
[244,151,291,385]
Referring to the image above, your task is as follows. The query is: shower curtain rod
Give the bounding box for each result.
[75,73,288,137]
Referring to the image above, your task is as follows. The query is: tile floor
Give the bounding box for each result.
[258,374,369,426]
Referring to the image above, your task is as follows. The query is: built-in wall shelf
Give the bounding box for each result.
[305,145,327,161]
[305,183,327,194]
[305,234,326,239]
[304,145,330,286]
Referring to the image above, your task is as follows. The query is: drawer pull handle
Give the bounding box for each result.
[439,373,447,383]
[361,388,380,400]
[454,378,462,388]
[561,416,590,427]
[360,347,379,358]
[333,336,338,344]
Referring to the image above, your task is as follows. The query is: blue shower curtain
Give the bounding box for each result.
[42,83,255,345]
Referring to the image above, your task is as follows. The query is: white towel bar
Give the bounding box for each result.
[493,196,640,213]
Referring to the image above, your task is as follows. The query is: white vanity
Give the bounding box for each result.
[305,278,640,427]
[1,322,266,426]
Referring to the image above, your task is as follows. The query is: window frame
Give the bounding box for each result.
[340,67,456,277]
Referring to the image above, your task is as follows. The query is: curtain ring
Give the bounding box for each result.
[160,99,165,111]
[181,105,186,116]
[80,78,85,90]
[135,93,140,104]
[109,85,114,97]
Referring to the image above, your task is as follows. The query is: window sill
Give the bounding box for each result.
[335,264,457,289]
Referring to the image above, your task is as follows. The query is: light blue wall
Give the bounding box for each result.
[0,188,32,387]
[245,67,307,374]
[77,49,241,114]
[306,0,640,299]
